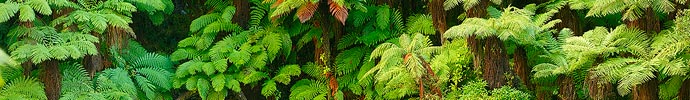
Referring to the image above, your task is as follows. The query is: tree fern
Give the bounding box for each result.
[59,62,136,100]
[0,77,47,99]
[108,40,174,100]
[586,0,679,21]
[9,26,98,64]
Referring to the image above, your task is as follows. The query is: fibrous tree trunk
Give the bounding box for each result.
[466,0,488,81]
[557,75,576,100]
[554,5,582,36]
[84,32,104,78]
[428,0,447,44]
[536,85,554,100]
[316,0,337,99]
[587,70,617,100]
[41,59,61,100]
[232,0,250,29]
[513,46,532,90]
[631,75,659,100]
[465,0,512,90]
[626,7,661,34]
[482,36,509,89]
[678,79,690,100]
[19,21,34,76]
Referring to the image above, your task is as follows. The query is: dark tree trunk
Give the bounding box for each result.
[625,7,661,34]
[84,32,104,77]
[428,0,448,44]
[466,0,488,80]
[557,75,576,100]
[21,61,33,76]
[41,59,61,100]
[554,5,582,36]
[19,21,34,76]
[316,0,337,99]
[513,46,532,90]
[536,85,553,100]
[587,70,617,100]
[632,76,659,100]
[232,0,250,29]
[466,0,512,90]
[482,36,509,89]
[678,79,690,100]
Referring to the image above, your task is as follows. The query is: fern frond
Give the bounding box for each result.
[0,3,20,23]
[0,77,46,100]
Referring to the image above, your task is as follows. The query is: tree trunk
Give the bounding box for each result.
[678,79,690,100]
[587,70,617,100]
[631,77,659,100]
[536,85,553,100]
[84,32,104,77]
[466,0,488,82]
[554,5,582,36]
[482,36,509,89]
[557,75,576,100]
[418,77,425,99]
[625,7,661,34]
[41,59,61,100]
[317,0,337,99]
[428,0,448,44]
[513,46,532,90]
[232,0,250,29]
[19,21,34,76]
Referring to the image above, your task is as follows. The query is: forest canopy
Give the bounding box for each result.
[1,0,690,100]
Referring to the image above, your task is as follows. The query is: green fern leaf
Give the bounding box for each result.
[225,75,241,92]
[197,78,210,99]
[261,80,278,97]
[211,74,226,92]
[0,3,20,23]
[18,5,35,22]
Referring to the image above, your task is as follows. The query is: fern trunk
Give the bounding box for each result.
[20,21,34,76]
[513,46,532,90]
[232,0,250,29]
[631,75,659,100]
[84,32,104,77]
[466,0,488,82]
[536,85,554,100]
[418,55,443,98]
[678,79,690,100]
[554,5,582,36]
[316,0,338,99]
[41,59,60,100]
[557,75,577,100]
[428,0,447,44]
[482,36,510,89]
[625,7,661,34]
[586,70,618,100]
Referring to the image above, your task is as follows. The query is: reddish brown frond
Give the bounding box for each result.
[329,0,348,25]
[271,0,284,8]
[297,2,318,23]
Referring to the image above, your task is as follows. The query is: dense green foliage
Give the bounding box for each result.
[2,0,690,100]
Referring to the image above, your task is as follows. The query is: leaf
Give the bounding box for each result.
[329,1,348,25]
[0,3,20,23]
[18,5,35,22]
[197,78,210,99]
[225,75,241,92]
[221,6,236,22]
[211,74,226,92]
[297,2,318,23]
[261,80,278,97]
[190,13,221,33]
